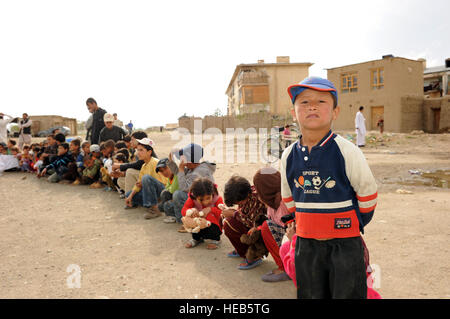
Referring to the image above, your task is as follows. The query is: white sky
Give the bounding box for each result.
[0,0,449,129]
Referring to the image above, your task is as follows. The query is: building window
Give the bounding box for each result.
[371,68,384,89]
[341,73,358,93]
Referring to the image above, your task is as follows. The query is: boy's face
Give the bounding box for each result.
[57,146,67,156]
[136,145,151,161]
[197,194,213,207]
[82,144,90,154]
[158,166,172,178]
[7,141,13,148]
[70,142,79,152]
[11,150,18,155]
[47,137,56,146]
[0,146,5,154]
[291,89,339,132]
[130,137,138,148]
[92,151,100,158]
[125,141,131,148]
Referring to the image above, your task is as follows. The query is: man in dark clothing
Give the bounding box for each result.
[86,97,107,145]
[99,113,128,143]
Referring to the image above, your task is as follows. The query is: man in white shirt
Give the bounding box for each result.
[355,106,366,147]
[0,113,15,144]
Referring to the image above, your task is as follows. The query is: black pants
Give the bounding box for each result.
[192,223,221,242]
[157,189,173,212]
[295,236,367,299]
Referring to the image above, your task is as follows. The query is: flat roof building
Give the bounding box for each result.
[226,56,312,118]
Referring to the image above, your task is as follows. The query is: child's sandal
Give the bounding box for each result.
[206,240,220,250]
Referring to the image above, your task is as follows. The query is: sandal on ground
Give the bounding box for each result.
[178,225,188,233]
[185,239,203,248]
[238,258,263,270]
[227,250,240,258]
[206,240,220,250]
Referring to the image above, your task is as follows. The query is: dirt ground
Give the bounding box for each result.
[0,130,449,299]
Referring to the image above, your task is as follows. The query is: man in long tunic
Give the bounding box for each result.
[355,106,366,147]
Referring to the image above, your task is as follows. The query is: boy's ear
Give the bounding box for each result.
[290,107,297,122]
[332,106,340,121]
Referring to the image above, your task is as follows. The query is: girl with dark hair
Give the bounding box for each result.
[222,175,267,270]
[182,177,223,249]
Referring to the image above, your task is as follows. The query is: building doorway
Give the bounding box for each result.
[432,108,441,133]
[371,106,384,130]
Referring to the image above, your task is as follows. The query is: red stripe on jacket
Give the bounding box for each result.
[357,192,378,202]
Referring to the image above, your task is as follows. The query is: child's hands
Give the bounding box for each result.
[285,222,296,241]
[125,195,133,207]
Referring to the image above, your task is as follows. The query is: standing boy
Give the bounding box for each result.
[281,77,378,299]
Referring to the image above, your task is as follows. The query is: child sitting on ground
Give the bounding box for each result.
[73,141,91,185]
[80,154,102,185]
[99,140,116,191]
[111,153,128,196]
[7,140,17,154]
[32,151,45,173]
[155,158,179,223]
[88,143,106,189]
[62,139,81,182]
[38,142,73,183]
[182,177,223,250]
[19,145,33,172]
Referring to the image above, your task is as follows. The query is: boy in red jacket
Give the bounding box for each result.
[182,177,223,250]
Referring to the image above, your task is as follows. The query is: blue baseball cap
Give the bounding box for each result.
[287,77,338,105]
[174,143,203,164]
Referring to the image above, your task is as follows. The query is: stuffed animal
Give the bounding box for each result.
[182,208,211,233]
[240,214,269,262]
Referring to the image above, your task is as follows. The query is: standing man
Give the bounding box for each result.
[113,113,124,129]
[18,113,32,150]
[86,97,107,145]
[99,113,128,143]
[127,120,133,135]
[355,106,366,148]
[0,113,15,144]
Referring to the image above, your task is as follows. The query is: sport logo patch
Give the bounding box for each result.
[334,218,352,229]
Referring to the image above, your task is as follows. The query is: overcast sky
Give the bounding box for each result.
[0,0,448,130]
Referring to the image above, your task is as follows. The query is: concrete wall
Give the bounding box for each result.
[327,57,424,132]
[400,96,424,133]
[423,97,450,133]
[179,113,289,133]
